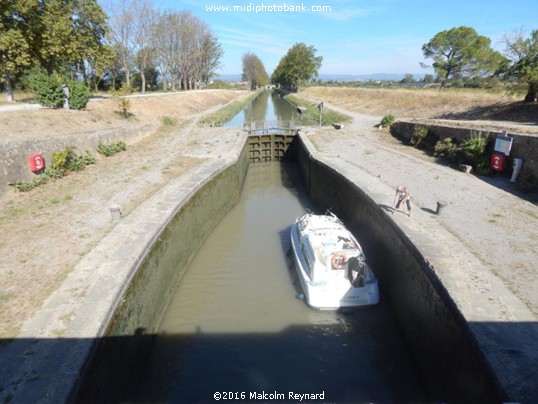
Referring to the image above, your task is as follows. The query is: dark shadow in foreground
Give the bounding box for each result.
[3,320,537,403]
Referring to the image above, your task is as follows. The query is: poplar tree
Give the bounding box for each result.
[242,52,269,89]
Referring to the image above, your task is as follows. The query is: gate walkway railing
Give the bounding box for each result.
[243,120,298,134]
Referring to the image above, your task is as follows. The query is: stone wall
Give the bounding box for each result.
[391,120,538,187]
[0,124,152,196]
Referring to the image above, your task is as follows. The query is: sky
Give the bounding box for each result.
[150,0,536,77]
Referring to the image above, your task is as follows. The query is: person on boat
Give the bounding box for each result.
[393,185,411,216]
[346,254,366,287]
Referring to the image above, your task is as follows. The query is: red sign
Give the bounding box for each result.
[491,153,505,171]
[29,153,45,172]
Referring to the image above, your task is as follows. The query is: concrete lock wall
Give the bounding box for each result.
[294,134,504,403]
[75,140,250,402]
[0,124,152,196]
[391,120,538,187]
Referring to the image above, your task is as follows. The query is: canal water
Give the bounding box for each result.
[131,92,428,402]
[134,163,427,402]
[224,89,316,126]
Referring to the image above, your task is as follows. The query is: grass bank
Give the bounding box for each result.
[284,93,352,126]
[202,89,262,126]
[299,86,535,122]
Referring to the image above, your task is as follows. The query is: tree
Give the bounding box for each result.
[422,74,435,84]
[501,29,538,102]
[197,30,223,86]
[242,52,269,89]
[151,10,222,91]
[400,74,415,84]
[421,26,503,89]
[271,43,323,92]
[37,0,108,76]
[1,0,108,101]
[107,0,137,86]
[0,0,37,101]
[131,0,155,93]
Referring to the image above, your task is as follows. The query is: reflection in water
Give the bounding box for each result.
[225,90,316,127]
[134,163,427,403]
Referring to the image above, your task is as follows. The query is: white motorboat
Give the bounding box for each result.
[290,212,380,309]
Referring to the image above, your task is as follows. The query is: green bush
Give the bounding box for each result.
[432,135,492,175]
[98,141,127,157]
[458,136,492,175]
[52,147,77,170]
[29,70,64,108]
[410,125,429,148]
[380,114,396,128]
[459,137,487,165]
[68,82,91,110]
[28,68,90,109]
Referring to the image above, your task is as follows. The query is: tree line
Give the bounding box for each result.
[1,0,223,102]
[259,26,537,103]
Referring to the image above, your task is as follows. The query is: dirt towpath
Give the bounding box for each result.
[0,90,248,339]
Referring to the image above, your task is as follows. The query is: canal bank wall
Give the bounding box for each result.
[0,124,153,196]
[391,119,538,188]
[295,131,537,403]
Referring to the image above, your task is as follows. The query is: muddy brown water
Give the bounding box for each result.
[131,162,427,403]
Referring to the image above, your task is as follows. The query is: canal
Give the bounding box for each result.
[127,91,428,402]
[224,89,315,126]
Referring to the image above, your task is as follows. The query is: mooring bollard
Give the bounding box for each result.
[110,205,122,221]
[436,201,447,215]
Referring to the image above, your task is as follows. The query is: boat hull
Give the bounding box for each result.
[290,218,380,310]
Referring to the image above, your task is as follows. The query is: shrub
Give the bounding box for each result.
[458,136,492,175]
[28,68,90,110]
[459,136,487,165]
[113,84,133,118]
[98,141,127,157]
[52,147,77,170]
[68,82,91,110]
[434,138,457,159]
[29,70,64,108]
[410,125,429,148]
[380,114,395,128]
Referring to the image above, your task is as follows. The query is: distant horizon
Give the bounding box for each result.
[214,72,430,81]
